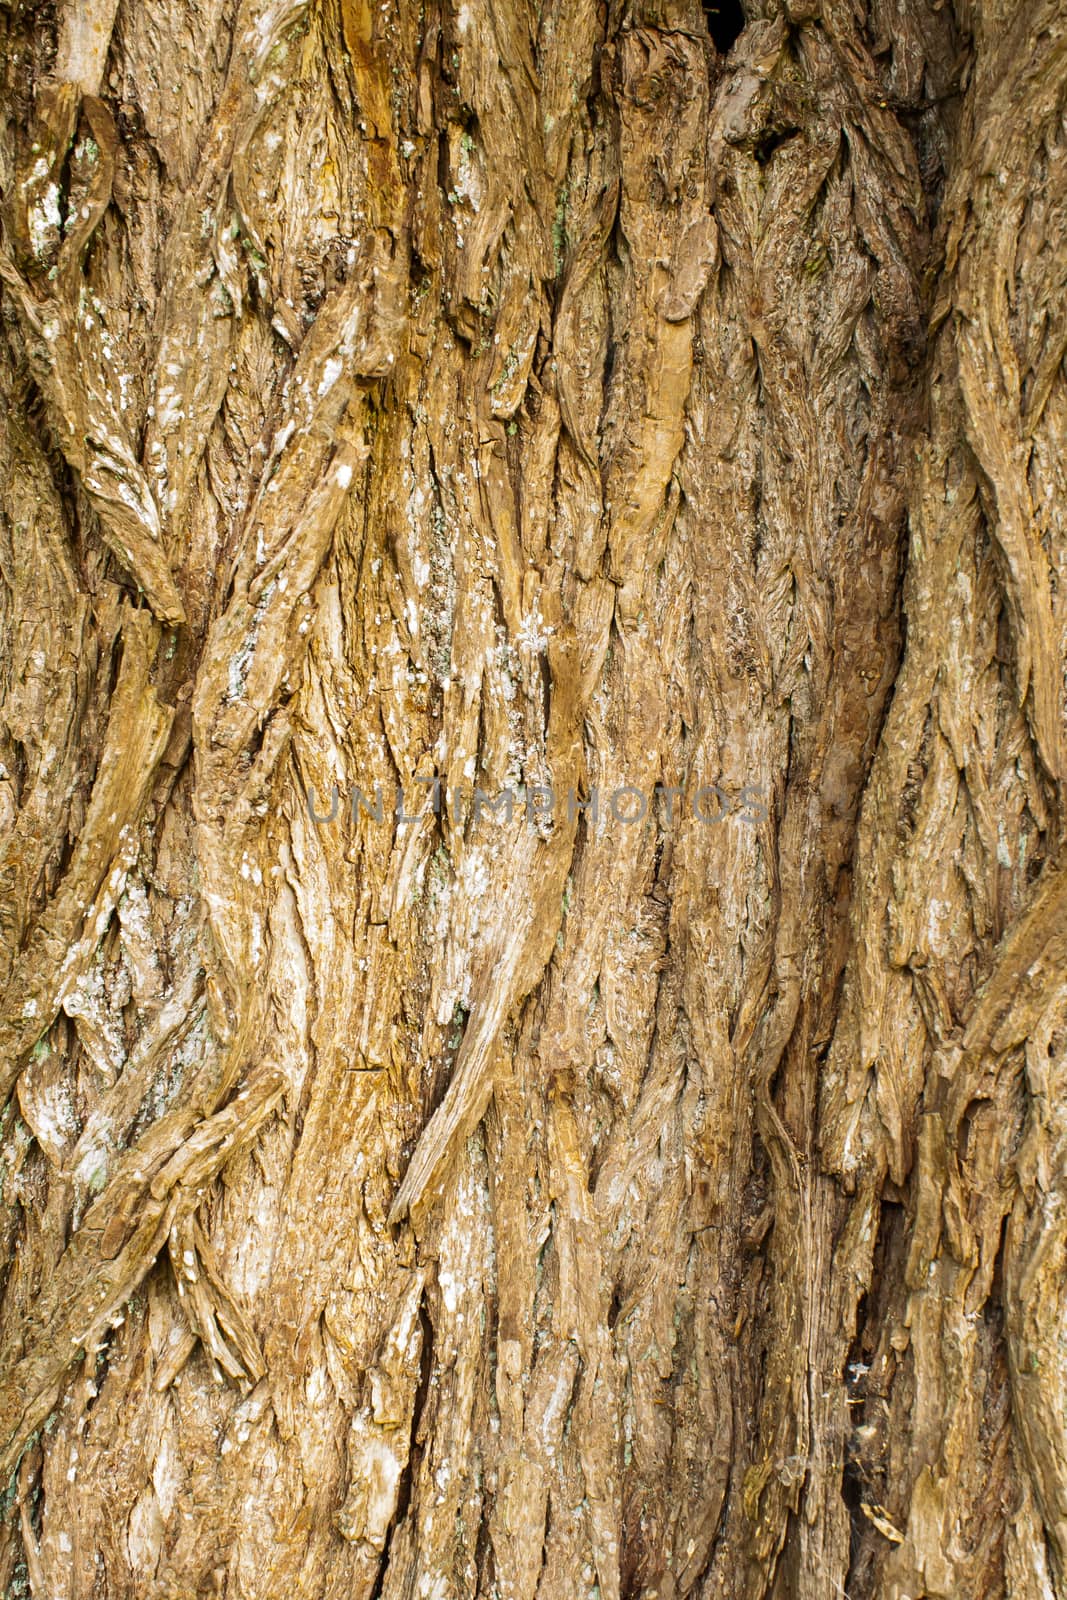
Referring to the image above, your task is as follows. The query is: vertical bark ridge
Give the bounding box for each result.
[0,0,1063,1595]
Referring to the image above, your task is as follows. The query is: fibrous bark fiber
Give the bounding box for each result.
[0,0,1065,1596]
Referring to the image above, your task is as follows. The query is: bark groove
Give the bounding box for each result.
[0,0,1064,1596]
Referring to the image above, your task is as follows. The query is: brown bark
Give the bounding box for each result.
[0,0,1064,1595]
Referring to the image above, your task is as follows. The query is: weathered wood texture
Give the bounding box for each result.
[0,0,1064,1595]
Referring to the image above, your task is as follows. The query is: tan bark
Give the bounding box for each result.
[0,0,1064,1596]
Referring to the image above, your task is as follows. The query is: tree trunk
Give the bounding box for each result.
[0,0,1064,1594]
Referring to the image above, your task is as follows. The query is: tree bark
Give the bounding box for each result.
[0,0,1064,1595]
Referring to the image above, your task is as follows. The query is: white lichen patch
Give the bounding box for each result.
[28,181,61,256]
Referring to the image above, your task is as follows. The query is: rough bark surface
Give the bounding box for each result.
[0,0,1064,1595]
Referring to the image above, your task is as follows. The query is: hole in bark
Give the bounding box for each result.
[753,126,801,164]
[608,1287,622,1328]
[702,0,744,54]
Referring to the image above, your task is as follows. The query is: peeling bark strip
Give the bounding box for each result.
[0,0,1065,1594]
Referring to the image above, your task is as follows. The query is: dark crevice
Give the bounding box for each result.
[753,126,801,165]
[369,1296,434,1600]
[405,1299,436,1520]
[702,0,744,55]
[538,649,552,738]
[366,1537,388,1600]
[474,1497,495,1591]
[607,1285,622,1330]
